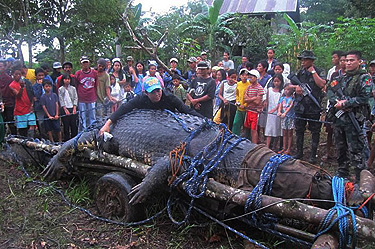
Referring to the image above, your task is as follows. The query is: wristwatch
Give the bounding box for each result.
[311,70,316,74]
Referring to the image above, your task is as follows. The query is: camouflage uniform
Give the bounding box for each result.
[293,51,325,163]
[327,69,373,180]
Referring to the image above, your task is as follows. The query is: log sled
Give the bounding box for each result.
[3,136,375,249]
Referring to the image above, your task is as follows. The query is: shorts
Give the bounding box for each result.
[15,112,37,129]
[44,118,61,132]
[281,116,294,130]
[244,111,259,130]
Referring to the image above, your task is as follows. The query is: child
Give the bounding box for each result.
[58,73,78,141]
[109,74,121,112]
[243,69,265,143]
[40,80,62,142]
[122,81,135,104]
[172,74,186,103]
[277,83,294,155]
[265,74,284,149]
[232,68,251,137]
[32,68,47,137]
[218,69,237,130]
[9,65,37,137]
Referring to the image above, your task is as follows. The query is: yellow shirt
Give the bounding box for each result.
[236,80,250,111]
[25,69,36,85]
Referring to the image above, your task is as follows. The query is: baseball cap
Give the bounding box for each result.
[239,68,249,75]
[170,58,178,63]
[6,57,15,63]
[126,56,134,61]
[196,61,209,69]
[80,56,90,63]
[62,61,73,68]
[248,69,260,79]
[53,62,62,69]
[143,77,162,93]
[187,57,197,63]
[201,51,207,55]
[369,60,375,66]
[112,58,121,64]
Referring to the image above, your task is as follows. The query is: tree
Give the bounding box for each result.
[300,0,348,24]
[177,0,235,62]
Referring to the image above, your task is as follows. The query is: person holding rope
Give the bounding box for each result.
[99,77,202,135]
[327,50,373,182]
[293,50,326,164]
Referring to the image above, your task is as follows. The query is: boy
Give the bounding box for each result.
[33,68,46,136]
[9,64,37,137]
[40,80,62,142]
[243,69,265,143]
[122,81,135,104]
[232,68,251,137]
[172,74,186,103]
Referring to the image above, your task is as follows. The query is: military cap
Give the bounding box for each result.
[297,50,316,60]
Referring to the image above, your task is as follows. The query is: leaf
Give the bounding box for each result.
[209,0,224,25]
[283,13,300,37]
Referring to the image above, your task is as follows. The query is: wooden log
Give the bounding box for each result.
[360,170,375,201]
[311,233,339,249]
[6,137,61,155]
[204,179,375,243]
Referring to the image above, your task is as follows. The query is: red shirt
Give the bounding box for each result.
[75,69,98,103]
[9,81,32,116]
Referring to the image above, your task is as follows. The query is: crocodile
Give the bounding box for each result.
[42,109,337,206]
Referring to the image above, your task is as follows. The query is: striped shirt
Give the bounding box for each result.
[245,83,264,112]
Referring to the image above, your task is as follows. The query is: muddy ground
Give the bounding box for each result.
[0,130,359,249]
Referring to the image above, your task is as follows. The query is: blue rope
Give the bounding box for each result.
[167,123,245,225]
[164,109,190,132]
[315,176,357,248]
[244,154,292,213]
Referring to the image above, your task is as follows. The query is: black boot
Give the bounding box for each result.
[294,132,304,159]
[309,133,320,164]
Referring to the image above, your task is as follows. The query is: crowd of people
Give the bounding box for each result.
[0,48,375,181]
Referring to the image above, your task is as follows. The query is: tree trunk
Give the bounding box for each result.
[57,36,65,63]
[27,37,33,68]
[16,40,24,65]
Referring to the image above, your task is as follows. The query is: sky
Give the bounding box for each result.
[133,0,190,14]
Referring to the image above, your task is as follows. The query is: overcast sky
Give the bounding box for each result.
[133,0,190,13]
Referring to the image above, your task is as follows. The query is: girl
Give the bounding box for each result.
[143,63,165,90]
[265,74,284,149]
[277,83,294,155]
[58,73,78,141]
[213,69,226,119]
[109,74,121,112]
[134,62,146,95]
[218,69,237,130]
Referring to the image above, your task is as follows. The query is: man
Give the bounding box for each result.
[56,61,76,89]
[123,56,135,87]
[369,60,375,80]
[266,49,278,72]
[51,62,62,84]
[222,52,234,71]
[96,58,112,120]
[183,57,197,88]
[75,56,97,130]
[186,61,216,119]
[327,50,373,182]
[201,51,211,68]
[236,56,248,75]
[99,77,201,135]
[0,58,16,135]
[327,51,344,81]
[293,50,326,163]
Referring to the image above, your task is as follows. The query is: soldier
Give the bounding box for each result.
[293,50,326,163]
[327,50,373,182]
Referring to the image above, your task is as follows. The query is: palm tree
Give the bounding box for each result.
[177,0,235,62]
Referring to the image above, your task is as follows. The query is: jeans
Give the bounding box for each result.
[78,102,96,131]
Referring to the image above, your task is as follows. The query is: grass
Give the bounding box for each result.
[65,177,92,206]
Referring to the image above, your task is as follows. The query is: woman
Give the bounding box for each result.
[134,62,146,95]
[213,69,227,123]
[110,58,137,101]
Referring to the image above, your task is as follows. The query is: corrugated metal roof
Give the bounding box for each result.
[206,0,298,14]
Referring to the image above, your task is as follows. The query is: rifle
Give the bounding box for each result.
[287,72,322,110]
[331,84,362,134]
